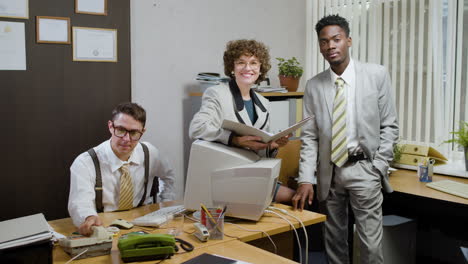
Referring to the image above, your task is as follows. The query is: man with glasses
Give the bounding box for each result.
[68,102,175,235]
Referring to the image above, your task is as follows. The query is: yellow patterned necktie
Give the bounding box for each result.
[331,77,348,167]
[118,164,134,210]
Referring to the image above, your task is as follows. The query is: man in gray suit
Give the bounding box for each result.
[292,14,398,263]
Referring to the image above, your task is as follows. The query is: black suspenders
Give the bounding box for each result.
[87,143,158,212]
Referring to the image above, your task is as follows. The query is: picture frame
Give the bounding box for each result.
[75,0,107,16]
[0,0,29,19]
[72,27,117,62]
[36,16,71,44]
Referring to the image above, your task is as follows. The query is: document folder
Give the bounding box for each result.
[221,116,312,143]
[395,144,447,166]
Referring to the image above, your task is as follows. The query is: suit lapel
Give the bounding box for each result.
[354,61,364,127]
[229,80,268,128]
[322,70,334,118]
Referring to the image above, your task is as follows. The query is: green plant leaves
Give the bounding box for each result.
[444,121,468,148]
[276,57,303,78]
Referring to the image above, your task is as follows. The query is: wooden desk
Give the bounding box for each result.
[385,169,468,262]
[389,169,468,204]
[50,202,325,264]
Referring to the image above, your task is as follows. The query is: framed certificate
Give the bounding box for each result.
[0,0,29,19]
[75,0,107,16]
[72,27,117,62]
[36,16,70,44]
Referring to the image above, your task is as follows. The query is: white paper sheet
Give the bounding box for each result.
[0,21,26,70]
[38,18,68,42]
[73,27,117,61]
[0,0,28,18]
[76,0,105,14]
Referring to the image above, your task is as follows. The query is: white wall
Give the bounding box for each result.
[131,0,307,199]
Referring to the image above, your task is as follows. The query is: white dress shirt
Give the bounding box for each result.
[330,59,363,156]
[68,139,175,227]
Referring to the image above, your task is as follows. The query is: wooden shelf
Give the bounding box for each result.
[189,92,303,97]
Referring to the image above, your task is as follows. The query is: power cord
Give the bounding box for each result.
[64,248,88,264]
[264,209,303,264]
[268,206,309,264]
[225,222,277,254]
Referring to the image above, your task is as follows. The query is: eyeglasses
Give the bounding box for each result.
[234,60,261,70]
[112,122,143,141]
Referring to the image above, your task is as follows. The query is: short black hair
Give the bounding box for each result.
[315,14,350,37]
[111,102,146,127]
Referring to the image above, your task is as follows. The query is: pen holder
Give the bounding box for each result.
[205,216,224,240]
[200,207,224,240]
[418,159,434,182]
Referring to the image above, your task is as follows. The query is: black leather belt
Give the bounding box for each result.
[348,153,366,163]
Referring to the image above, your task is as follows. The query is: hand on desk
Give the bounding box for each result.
[79,215,103,236]
[292,183,314,211]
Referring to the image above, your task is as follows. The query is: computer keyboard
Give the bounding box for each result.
[132,205,186,227]
[426,180,468,199]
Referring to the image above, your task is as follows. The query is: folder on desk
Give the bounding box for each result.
[395,144,448,166]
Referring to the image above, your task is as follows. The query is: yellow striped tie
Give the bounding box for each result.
[331,77,348,167]
[118,164,134,210]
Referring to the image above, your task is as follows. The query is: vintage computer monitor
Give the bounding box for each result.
[183,140,281,221]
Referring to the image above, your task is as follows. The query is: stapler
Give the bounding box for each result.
[193,223,209,242]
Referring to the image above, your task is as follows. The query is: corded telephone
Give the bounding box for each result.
[118,233,193,263]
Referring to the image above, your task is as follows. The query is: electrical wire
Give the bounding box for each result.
[225,222,277,254]
[64,248,88,264]
[268,206,309,264]
[264,209,303,264]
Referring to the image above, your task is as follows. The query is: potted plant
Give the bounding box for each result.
[276,57,303,92]
[444,121,468,170]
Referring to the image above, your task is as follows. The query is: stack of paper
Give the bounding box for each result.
[0,213,53,250]
[196,72,230,92]
[253,86,287,93]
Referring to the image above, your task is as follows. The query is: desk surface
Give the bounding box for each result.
[389,169,468,205]
[50,202,325,264]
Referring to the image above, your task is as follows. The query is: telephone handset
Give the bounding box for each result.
[118,233,193,263]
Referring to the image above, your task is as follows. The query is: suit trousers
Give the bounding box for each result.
[323,159,384,264]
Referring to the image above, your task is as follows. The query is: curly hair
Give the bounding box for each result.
[315,14,350,37]
[111,102,146,127]
[223,39,271,84]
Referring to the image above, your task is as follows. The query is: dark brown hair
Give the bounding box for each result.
[223,39,271,84]
[111,102,146,127]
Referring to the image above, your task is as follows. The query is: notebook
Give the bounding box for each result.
[182,253,251,264]
[0,213,52,250]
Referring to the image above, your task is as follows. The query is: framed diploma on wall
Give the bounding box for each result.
[75,0,107,16]
[36,16,71,44]
[0,0,29,19]
[72,27,117,62]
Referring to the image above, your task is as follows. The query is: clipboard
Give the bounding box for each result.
[221,116,312,143]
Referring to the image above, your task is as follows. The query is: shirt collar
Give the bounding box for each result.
[330,58,355,86]
[105,139,143,173]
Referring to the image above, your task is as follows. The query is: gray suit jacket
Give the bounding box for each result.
[298,60,399,201]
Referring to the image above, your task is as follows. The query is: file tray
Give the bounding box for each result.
[395,144,448,166]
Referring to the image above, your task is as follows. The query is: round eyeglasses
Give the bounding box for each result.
[234,60,261,70]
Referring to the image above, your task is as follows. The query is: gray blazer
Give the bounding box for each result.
[189,80,271,155]
[298,60,399,201]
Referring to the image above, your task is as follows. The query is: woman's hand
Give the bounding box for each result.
[268,134,292,149]
[232,135,268,151]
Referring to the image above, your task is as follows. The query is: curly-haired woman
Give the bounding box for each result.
[189,39,295,203]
